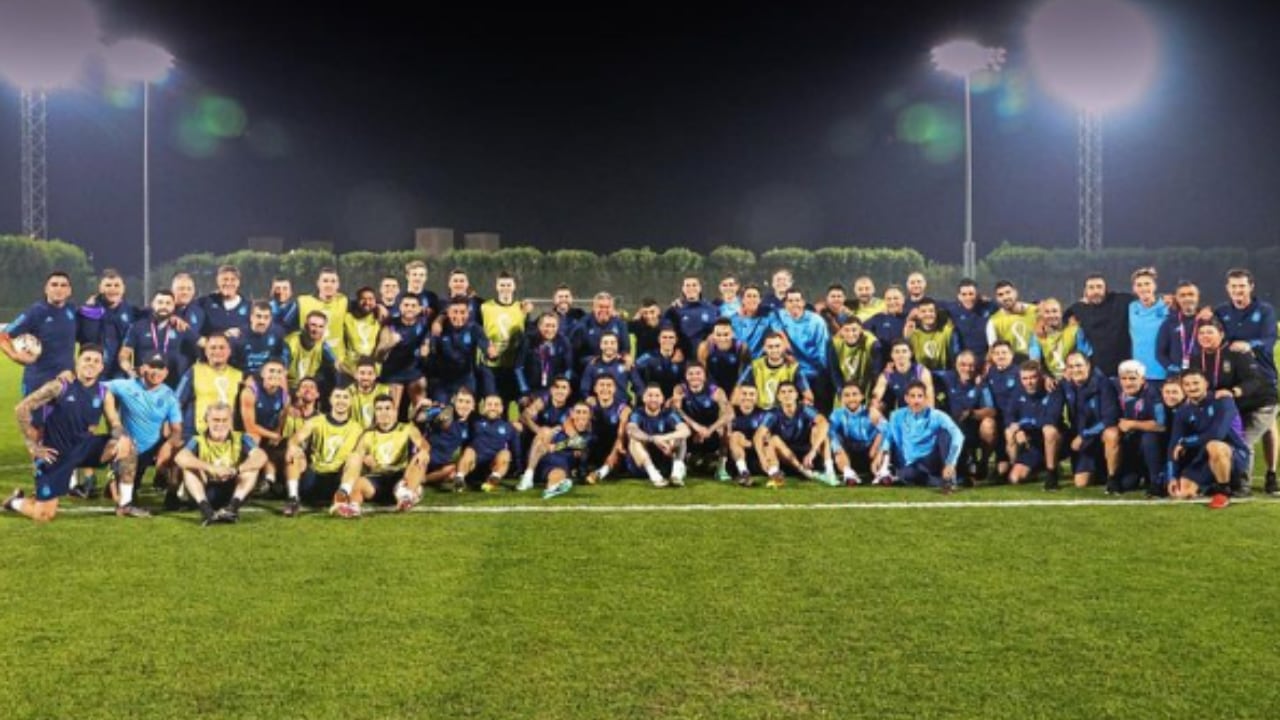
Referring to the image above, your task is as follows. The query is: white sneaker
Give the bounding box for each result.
[516,471,535,492]
[845,471,862,486]
[648,468,668,488]
[671,460,687,486]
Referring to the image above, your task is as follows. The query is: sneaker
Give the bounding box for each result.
[1104,479,1120,496]
[542,479,573,500]
[1042,472,1059,492]
[163,487,182,512]
[940,478,955,496]
[844,471,863,487]
[332,488,351,507]
[1208,493,1231,510]
[1235,482,1253,498]
[714,464,732,482]
[650,476,670,489]
[215,507,239,524]
[1266,472,1278,496]
[336,503,362,519]
[736,470,753,488]
[451,476,467,493]
[481,479,502,493]
[816,471,840,487]
[200,511,218,527]
[3,488,23,512]
[873,471,894,487]
[115,504,152,519]
[766,474,785,489]
[516,472,535,492]
[585,472,600,485]
[671,461,687,485]
[282,499,300,517]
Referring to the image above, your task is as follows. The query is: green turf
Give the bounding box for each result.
[3,358,1280,719]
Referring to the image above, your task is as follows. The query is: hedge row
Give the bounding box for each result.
[2,235,1276,318]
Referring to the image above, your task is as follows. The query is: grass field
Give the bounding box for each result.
[3,358,1280,719]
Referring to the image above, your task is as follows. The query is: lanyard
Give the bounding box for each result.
[1177,314,1198,369]
[150,322,170,356]
[1200,349,1223,389]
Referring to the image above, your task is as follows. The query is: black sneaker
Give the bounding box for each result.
[214,507,239,524]
[200,511,218,527]
[282,499,300,518]
[3,488,24,512]
[163,487,182,512]
[1042,472,1059,492]
[1265,472,1278,497]
[452,476,467,493]
[1105,478,1120,495]
[736,470,753,488]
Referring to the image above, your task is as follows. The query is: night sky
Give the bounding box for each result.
[0,0,1277,273]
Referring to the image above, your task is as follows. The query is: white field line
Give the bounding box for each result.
[31,496,1270,516]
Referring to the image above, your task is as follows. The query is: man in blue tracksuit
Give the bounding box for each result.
[884,380,965,491]
[663,276,717,357]
[1059,351,1122,493]
[1215,268,1278,494]
[770,290,833,412]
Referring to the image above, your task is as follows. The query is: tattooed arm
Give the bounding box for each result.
[15,379,62,462]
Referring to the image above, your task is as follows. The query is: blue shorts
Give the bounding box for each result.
[536,453,575,485]
[380,367,423,385]
[1175,445,1249,490]
[625,450,672,478]
[33,435,111,501]
[1070,434,1105,476]
[365,472,404,504]
[1013,435,1046,471]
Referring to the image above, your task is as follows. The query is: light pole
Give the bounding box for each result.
[1026,0,1158,252]
[104,39,174,298]
[931,40,1005,279]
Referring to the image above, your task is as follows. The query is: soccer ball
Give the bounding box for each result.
[12,333,42,360]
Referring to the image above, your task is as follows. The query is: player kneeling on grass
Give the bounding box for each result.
[672,363,733,480]
[339,394,429,516]
[884,380,966,492]
[173,402,268,526]
[519,402,593,499]
[829,383,891,486]
[582,375,631,485]
[283,386,365,517]
[727,385,772,487]
[458,394,519,493]
[418,389,476,492]
[1168,369,1250,508]
[1004,361,1063,489]
[1060,351,1124,493]
[627,385,692,487]
[761,381,836,488]
[1115,360,1169,496]
[6,345,145,522]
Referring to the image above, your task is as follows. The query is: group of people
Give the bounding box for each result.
[0,258,1274,524]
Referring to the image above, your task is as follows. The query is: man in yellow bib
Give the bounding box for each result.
[986,281,1039,361]
[480,271,528,413]
[175,333,244,441]
[297,267,350,359]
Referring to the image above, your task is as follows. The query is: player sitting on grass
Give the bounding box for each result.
[727,384,772,487]
[520,402,593,500]
[283,385,365,517]
[338,394,429,516]
[829,382,891,486]
[104,352,183,506]
[671,363,733,480]
[418,388,476,492]
[583,374,631,485]
[173,402,268,526]
[627,384,691,488]
[935,349,996,484]
[6,345,145,522]
[521,375,573,450]
[884,380,966,492]
[1004,361,1063,489]
[1167,369,1249,508]
[762,381,836,488]
[457,394,519,493]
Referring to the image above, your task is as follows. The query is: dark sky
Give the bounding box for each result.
[0,0,1278,273]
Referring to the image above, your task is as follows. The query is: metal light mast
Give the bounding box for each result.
[1078,110,1102,252]
[19,89,48,239]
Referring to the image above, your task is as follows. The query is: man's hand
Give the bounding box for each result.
[1071,436,1082,452]
[1173,444,1185,461]
[115,435,135,460]
[1118,419,1134,433]
[1229,341,1252,354]
[942,464,956,481]
[27,443,58,463]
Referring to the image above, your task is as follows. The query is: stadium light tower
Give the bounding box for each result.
[931,40,1006,279]
[0,0,101,240]
[1027,0,1158,252]
[104,39,175,298]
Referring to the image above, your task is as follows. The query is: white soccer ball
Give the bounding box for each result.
[12,333,42,360]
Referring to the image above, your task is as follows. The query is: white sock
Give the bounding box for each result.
[10,497,25,512]
[765,465,779,476]
[877,456,890,474]
[595,465,611,480]
[735,458,748,473]
[843,467,855,481]
[119,483,134,506]
[340,483,353,495]
[520,469,534,483]
[287,479,299,500]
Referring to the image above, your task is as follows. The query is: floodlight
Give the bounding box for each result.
[1026,0,1158,113]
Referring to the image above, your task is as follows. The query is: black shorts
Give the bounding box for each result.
[299,469,343,506]
[365,472,404,504]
